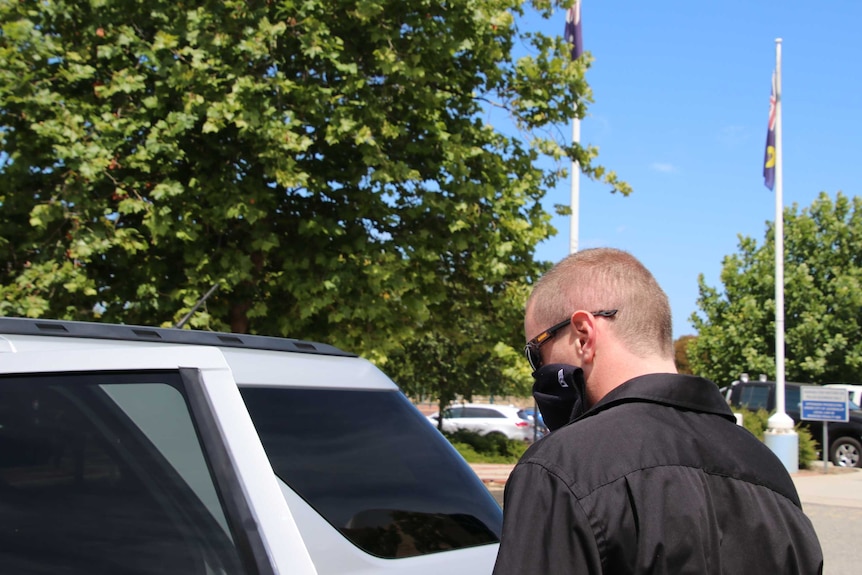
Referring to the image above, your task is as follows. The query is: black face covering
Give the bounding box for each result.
[531,363,587,432]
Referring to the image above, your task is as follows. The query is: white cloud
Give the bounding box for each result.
[650,162,677,173]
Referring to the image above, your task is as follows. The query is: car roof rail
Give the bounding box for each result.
[0,317,356,358]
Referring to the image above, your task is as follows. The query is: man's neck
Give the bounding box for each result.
[588,350,678,406]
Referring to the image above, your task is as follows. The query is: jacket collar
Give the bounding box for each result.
[580,373,737,423]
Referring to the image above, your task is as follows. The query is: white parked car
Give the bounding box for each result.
[0,318,501,575]
[427,403,537,442]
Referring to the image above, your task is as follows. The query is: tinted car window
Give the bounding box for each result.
[786,385,802,411]
[443,406,464,418]
[738,385,770,410]
[0,373,249,575]
[240,388,502,559]
[465,407,505,418]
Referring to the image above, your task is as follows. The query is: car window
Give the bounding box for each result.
[0,372,250,575]
[443,406,464,418]
[738,385,770,410]
[466,407,505,418]
[786,386,801,411]
[240,388,502,559]
[516,409,531,421]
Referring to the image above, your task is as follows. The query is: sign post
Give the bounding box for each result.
[801,387,849,472]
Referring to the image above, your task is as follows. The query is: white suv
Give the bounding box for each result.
[428,403,537,442]
[0,318,501,575]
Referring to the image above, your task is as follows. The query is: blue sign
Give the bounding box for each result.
[801,387,849,422]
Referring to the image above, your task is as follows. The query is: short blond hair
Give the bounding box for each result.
[527,248,673,359]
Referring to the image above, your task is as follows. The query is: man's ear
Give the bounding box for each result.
[570,310,596,361]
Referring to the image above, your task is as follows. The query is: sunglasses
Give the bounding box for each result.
[524,309,618,371]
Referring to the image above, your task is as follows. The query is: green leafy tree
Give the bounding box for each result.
[689,192,862,384]
[384,278,533,415]
[673,335,695,375]
[0,0,628,367]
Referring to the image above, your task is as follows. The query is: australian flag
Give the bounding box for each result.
[565,1,583,60]
[763,72,777,190]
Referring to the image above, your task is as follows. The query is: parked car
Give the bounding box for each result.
[522,407,549,437]
[0,317,502,574]
[427,403,537,442]
[725,377,862,468]
[823,383,862,406]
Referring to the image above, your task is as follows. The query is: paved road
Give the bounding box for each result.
[804,503,862,575]
[794,468,862,575]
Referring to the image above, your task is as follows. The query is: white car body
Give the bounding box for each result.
[823,383,862,406]
[428,403,535,442]
[0,318,501,575]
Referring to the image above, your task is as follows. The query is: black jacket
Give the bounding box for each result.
[493,373,823,574]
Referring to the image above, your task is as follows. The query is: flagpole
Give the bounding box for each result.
[764,37,798,473]
[774,37,786,420]
[570,116,580,254]
[565,1,583,255]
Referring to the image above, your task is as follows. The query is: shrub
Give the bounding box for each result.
[444,429,530,464]
[735,407,819,468]
[797,426,819,468]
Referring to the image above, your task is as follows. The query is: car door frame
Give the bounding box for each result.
[0,346,319,575]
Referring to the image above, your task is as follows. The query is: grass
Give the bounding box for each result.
[443,429,530,464]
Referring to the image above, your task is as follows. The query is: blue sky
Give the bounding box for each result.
[520,1,862,338]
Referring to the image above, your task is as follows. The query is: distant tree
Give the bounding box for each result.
[688,192,862,385]
[673,335,695,375]
[386,280,533,418]
[0,0,628,365]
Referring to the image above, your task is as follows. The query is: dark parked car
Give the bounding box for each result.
[726,378,862,468]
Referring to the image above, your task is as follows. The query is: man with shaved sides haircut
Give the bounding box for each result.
[493,248,822,574]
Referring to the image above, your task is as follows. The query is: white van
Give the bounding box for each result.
[824,383,862,406]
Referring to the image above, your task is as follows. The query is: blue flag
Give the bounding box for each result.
[763,72,777,190]
[565,2,583,60]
